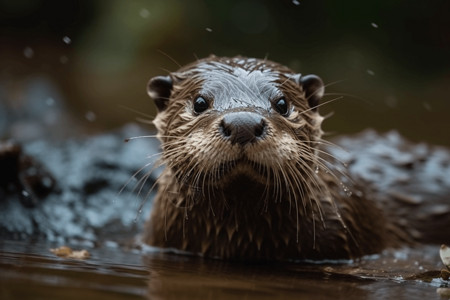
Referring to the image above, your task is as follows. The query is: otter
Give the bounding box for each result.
[142,56,449,261]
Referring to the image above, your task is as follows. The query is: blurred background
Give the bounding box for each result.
[1,0,449,145]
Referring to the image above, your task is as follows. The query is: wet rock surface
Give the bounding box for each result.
[0,124,159,243]
[0,139,55,208]
[330,130,450,244]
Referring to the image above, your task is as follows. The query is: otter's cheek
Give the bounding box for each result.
[186,129,241,167]
[246,132,299,167]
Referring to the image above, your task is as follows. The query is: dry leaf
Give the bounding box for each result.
[50,246,90,259]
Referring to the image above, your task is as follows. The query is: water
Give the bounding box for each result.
[1,240,448,299]
[62,36,72,45]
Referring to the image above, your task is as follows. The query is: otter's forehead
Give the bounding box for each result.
[193,61,284,111]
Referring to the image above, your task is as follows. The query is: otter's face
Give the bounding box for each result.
[147,57,324,195]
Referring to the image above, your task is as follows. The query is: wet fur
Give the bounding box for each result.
[142,56,410,260]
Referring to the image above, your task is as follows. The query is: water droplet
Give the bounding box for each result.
[292,0,300,5]
[340,182,353,197]
[140,8,150,18]
[371,22,378,28]
[366,69,375,76]
[205,27,213,32]
[21,190,30,197]
[314,165,319,174]
[62,36,72,45]
[85,111,96,122]
[23,47,34,59]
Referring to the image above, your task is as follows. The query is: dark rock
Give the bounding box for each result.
[0,124,161,243]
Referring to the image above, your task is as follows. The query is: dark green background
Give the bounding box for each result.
[1,0,449,145]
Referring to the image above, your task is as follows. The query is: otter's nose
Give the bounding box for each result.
[219,111,267,146]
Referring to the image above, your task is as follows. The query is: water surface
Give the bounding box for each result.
[1,239,448,299]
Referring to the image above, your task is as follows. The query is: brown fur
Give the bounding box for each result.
[143,56,410,260]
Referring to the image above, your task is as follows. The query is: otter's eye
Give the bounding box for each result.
[193,96,209,113]
[274,98,289,116]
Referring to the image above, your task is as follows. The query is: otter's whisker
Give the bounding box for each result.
[118,104,156,120]
[120,159,155,195]
[157,49,183,68]
[299,96,344,116]
[323,92,372,106]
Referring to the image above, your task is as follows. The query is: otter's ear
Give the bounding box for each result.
[291,74,324,111]
[147,75,173,112]
[299,75,324,111]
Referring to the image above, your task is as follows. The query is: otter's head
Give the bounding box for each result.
[147,56,325,203]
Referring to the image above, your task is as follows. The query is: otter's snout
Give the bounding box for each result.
[219,111,267,146]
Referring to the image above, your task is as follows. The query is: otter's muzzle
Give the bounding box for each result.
[219,111,267,146]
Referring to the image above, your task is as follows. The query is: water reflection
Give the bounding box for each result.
[1,240,447,299]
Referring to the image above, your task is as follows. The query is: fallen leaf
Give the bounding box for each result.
[50,246,90,259]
